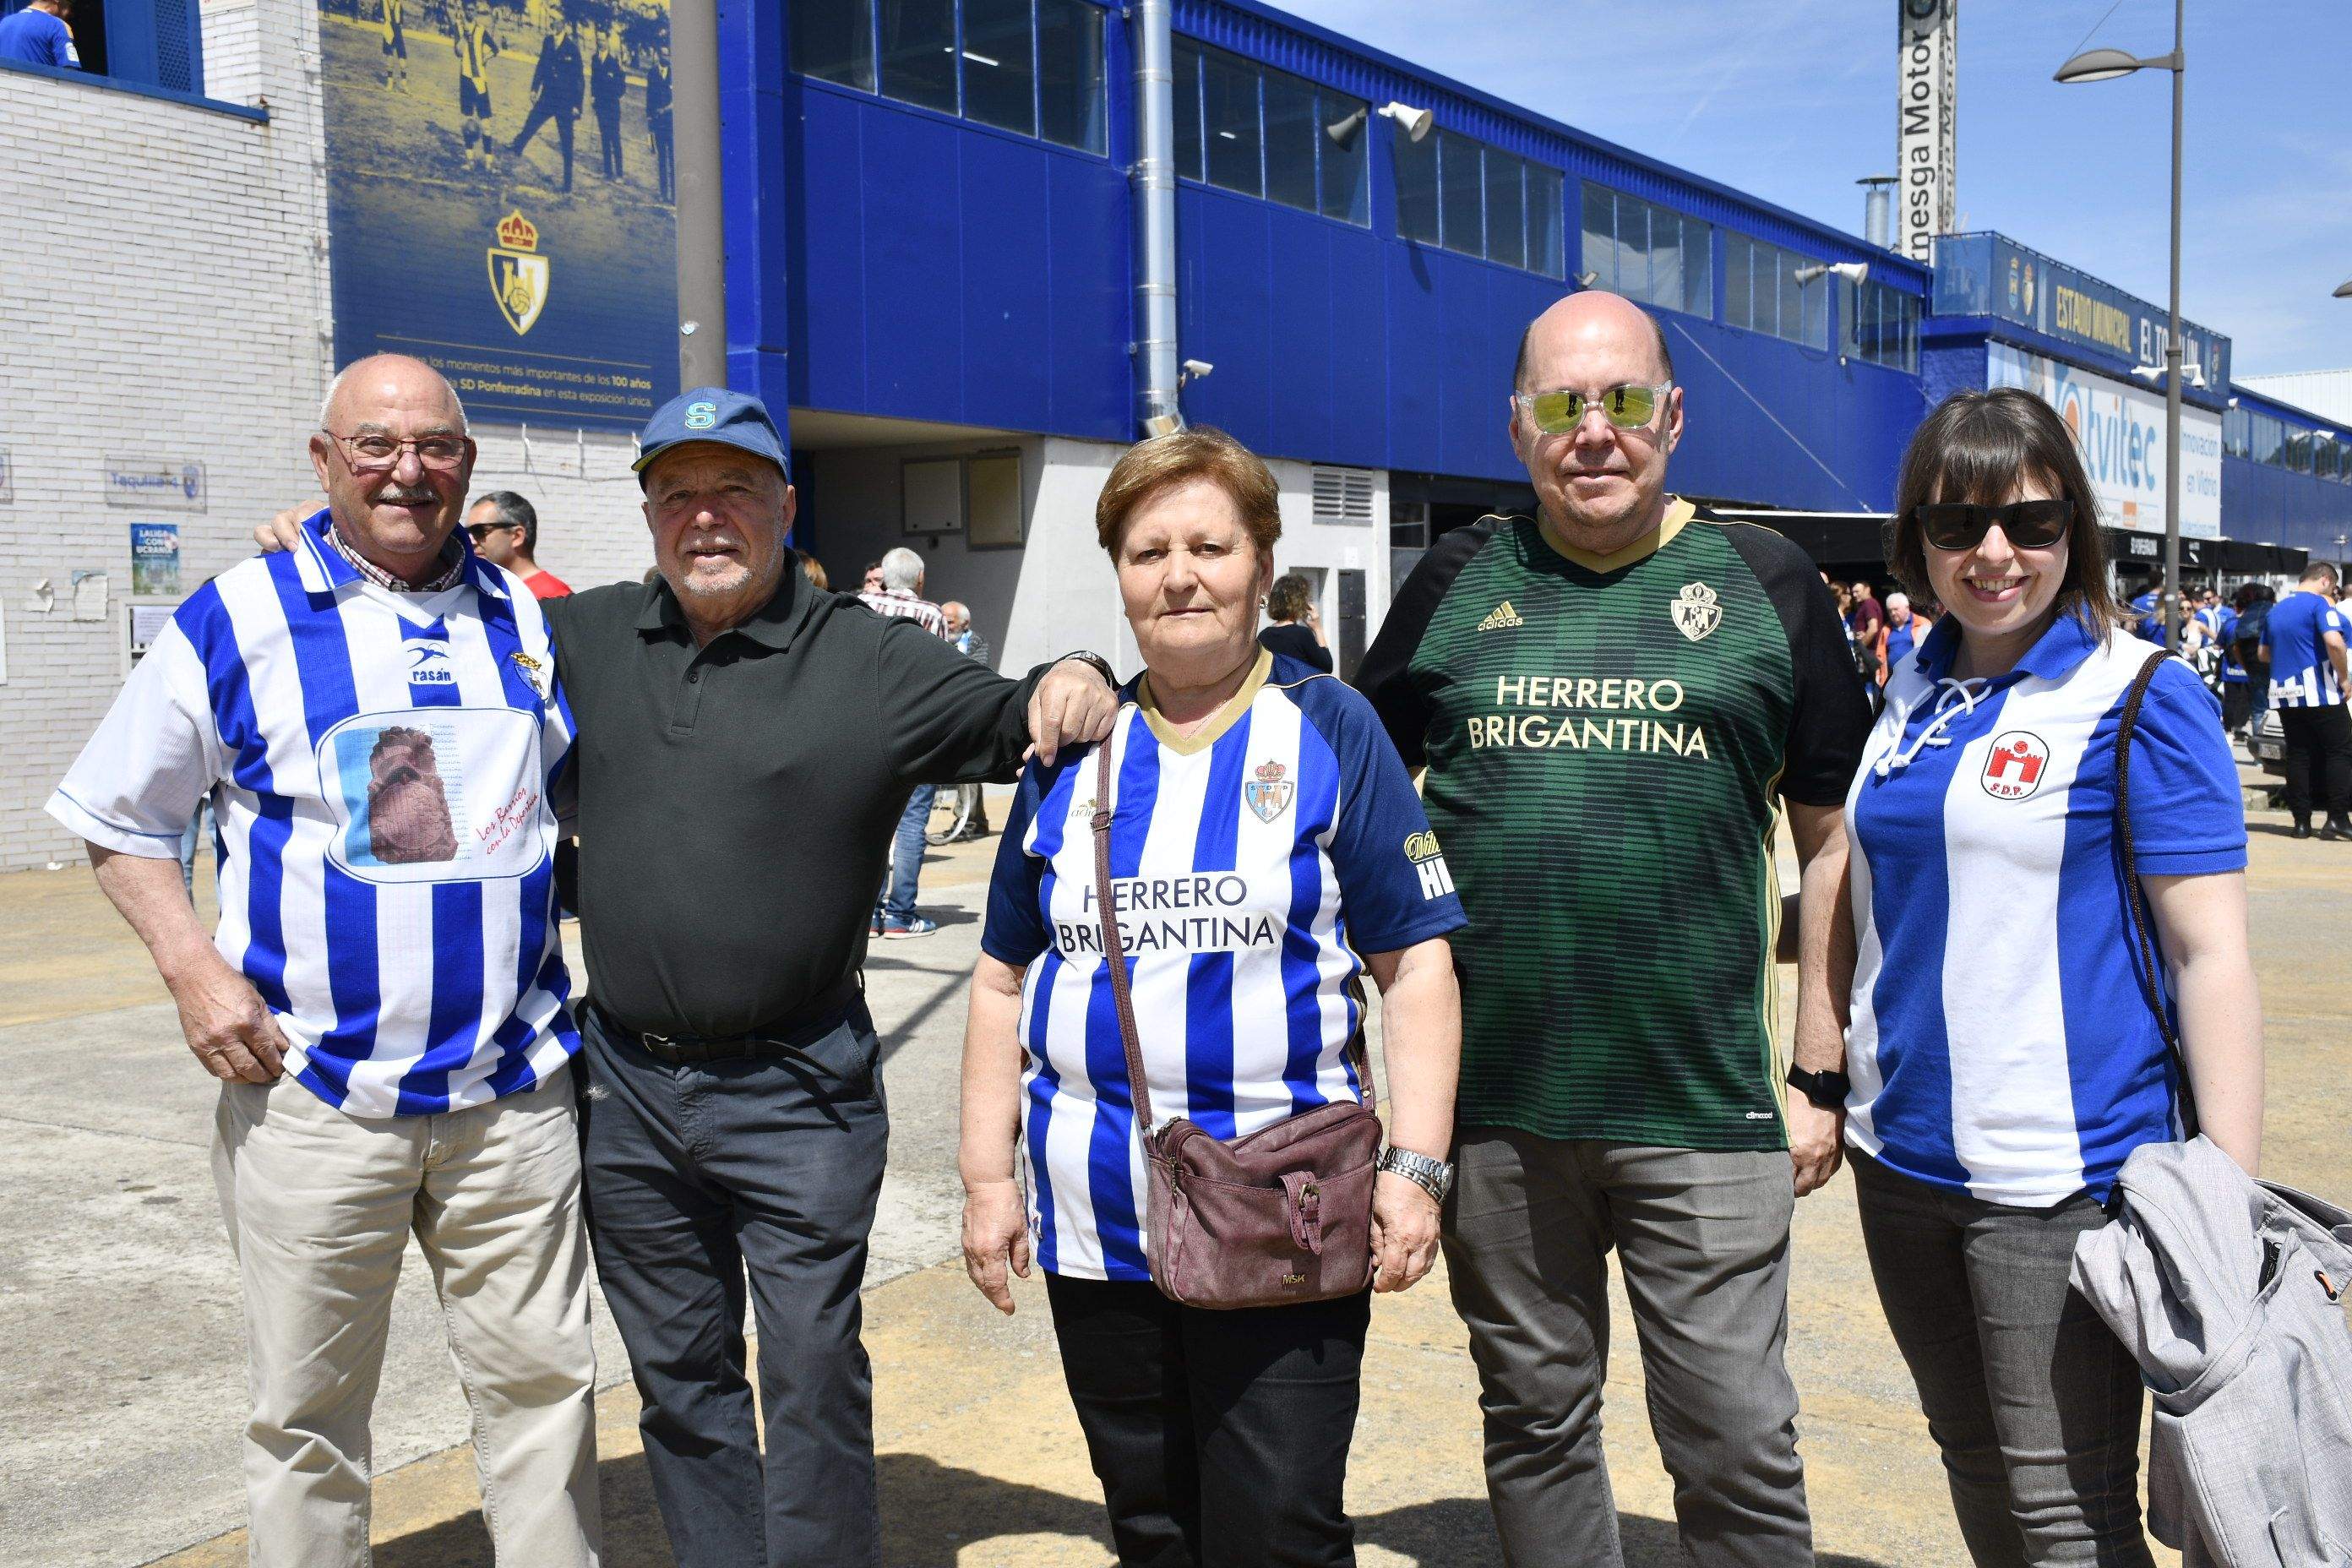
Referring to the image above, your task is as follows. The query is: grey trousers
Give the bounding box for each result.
[1440,1130,1810,1568]
[1851,1150,2154,1567]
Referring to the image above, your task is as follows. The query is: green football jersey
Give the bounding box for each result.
[1358,501,1870,1151]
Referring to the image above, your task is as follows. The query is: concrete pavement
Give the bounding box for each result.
[2,787,2344,1567]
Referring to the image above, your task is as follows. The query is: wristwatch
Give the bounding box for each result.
[1055,650,1118,688]
[1377,1146,1455,1204]
[1784,1064,1852,1111]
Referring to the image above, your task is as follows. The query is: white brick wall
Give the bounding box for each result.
[0,5,656,869]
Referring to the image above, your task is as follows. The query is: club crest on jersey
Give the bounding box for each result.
[508,650,547,696]
[1980,731,2050,800]
[487,210,549,336]
[1245,759,1293,823]
[1669,582,1722,642]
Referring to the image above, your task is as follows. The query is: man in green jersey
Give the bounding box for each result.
[1359,291,1867,1567]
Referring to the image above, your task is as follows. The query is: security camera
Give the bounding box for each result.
[1180,358,1214,384]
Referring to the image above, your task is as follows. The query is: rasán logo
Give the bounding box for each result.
[487,210,548,336]
[1980,731,2050,800]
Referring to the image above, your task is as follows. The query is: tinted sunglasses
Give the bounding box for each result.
[1911,498,2074,553]
[1514,382,1672,436]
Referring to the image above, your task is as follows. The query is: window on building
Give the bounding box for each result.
[1260,67,1318,213]
[961,0,1035,134]
[1838,278,1919,373]
[878,0,959,114]
[1036,0,1105,152]
[1319,95,1369,224]
[1394,122,1562,276]
[2285,429,2315,474]
[2223,406,2251,460]
[1200,45,1260,197]
[1723,233,1828,350]
[1172,36,1204,180]
[1580,185,1711,315]
[796,0,877,90]
[2251,412,2285,466]
[2317,437,2341,482]
[797,1,1107,155]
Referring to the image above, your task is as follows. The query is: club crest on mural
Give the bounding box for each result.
[1244,759,1293,824]
[1669,581,1723,643]
[487,210,549,336]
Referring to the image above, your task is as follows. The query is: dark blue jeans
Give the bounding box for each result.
[876,783,934,925]
[579,1000,889,1568]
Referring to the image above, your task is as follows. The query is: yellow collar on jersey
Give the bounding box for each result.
[1135,646,1271,756]
[1533,495,1696,573]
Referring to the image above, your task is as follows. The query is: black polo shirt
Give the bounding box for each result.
[545,569,1046,1039]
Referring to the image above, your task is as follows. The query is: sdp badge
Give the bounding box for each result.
[487,210,549,336]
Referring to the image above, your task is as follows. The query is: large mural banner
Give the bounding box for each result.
[320,0,678,427]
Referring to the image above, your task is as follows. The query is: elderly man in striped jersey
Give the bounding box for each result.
[49,356,597,1568]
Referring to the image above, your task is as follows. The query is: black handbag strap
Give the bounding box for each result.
[2113,647,2200,1139]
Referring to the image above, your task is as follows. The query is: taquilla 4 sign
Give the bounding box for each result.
[1989,344,2222,541]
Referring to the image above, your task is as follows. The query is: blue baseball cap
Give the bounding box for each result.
[633,387,791,484]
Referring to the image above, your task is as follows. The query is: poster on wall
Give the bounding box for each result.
[1989,344,2222,540]
[129,523,183,596]
[318,0,678,428]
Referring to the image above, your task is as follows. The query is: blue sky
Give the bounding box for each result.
[1275,0,2350,378]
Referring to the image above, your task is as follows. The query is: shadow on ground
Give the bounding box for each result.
[367,1450,1897,1568]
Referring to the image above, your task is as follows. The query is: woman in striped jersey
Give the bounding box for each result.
[959,428,1465,1567]
[1839,389,2265,1565]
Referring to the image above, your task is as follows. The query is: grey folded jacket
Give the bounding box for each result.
[2071,1135,2352,1567]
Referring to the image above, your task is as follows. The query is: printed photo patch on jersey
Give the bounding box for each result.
[1245,759,1293,823]
[1669,581,1722,642]
[1980,731,2050,800]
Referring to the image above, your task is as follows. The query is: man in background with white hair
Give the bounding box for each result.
[860,546,951,934]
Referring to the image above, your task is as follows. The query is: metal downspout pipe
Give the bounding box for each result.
[672,0,727,388]
[1131,0,1181,436]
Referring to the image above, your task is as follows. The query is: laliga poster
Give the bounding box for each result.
[319,0,678,427]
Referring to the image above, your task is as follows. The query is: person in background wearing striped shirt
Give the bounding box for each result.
[1839,389,2263,1564]
[862,546,953,935]
[2259,560,2352,840]
[49,356,598,1568]
[960,428,1465,1566]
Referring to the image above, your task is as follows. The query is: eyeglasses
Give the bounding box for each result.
[323,429,471,473]
[1911,498,2075,553]
[466,522,511,541]
[1514,382,1673,436]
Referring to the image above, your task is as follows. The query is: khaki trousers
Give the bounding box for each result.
[211,1066,600,1568]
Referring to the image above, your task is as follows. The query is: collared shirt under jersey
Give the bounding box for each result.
[546,569,1052,1038]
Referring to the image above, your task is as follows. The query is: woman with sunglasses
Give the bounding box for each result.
[1838,389,2263,1565]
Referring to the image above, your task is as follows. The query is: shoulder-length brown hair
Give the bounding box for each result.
[1888,387,2122,634]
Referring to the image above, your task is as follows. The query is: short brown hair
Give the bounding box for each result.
[1095,427,1282,559]
[1889,388,2122,633]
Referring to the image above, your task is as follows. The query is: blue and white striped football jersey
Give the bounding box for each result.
[2263,590,2347,708]
[49,512,578,1118]
[982,651,1466,1281]
[1843,613,2245,1206]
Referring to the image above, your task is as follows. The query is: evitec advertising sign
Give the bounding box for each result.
[319,0,679,428]
[1989,344,2221,540]
[1896,0,1957,265]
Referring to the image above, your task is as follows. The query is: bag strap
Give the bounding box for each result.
[1092,732,1157,1133]
[1088,712,1377,1130]
[2113,647,2201,1139]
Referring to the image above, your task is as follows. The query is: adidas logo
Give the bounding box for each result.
[1477,601,1525,632]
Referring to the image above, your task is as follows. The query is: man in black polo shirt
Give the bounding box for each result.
[257,388,1115,1567]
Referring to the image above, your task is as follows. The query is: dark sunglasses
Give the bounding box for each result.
[466,522,510,541]
[1910,498,2075,553]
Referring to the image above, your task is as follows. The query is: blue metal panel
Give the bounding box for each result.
[1264,214,1335,461]
[1325,223,1389,468]
[2221,457,2352,552]
[721,0,792,417]
[960,133,1054,431]
[1046,155,1133,439]
[787,84,870,412]
[858,112,968,419]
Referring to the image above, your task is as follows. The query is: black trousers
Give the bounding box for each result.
[1047,1274,1369,1568]
[2220,680,2252,733]
[595,104,623,175]
[511,101,577,188]
[579,1001,889,1568]
[2278,703,2352,819]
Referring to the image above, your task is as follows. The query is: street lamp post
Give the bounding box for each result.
[2057,0,2187,651]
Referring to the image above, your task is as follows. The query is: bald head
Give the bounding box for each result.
[1513,292,1673,393]
[310,354,476,585]
[321,353,468,433]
